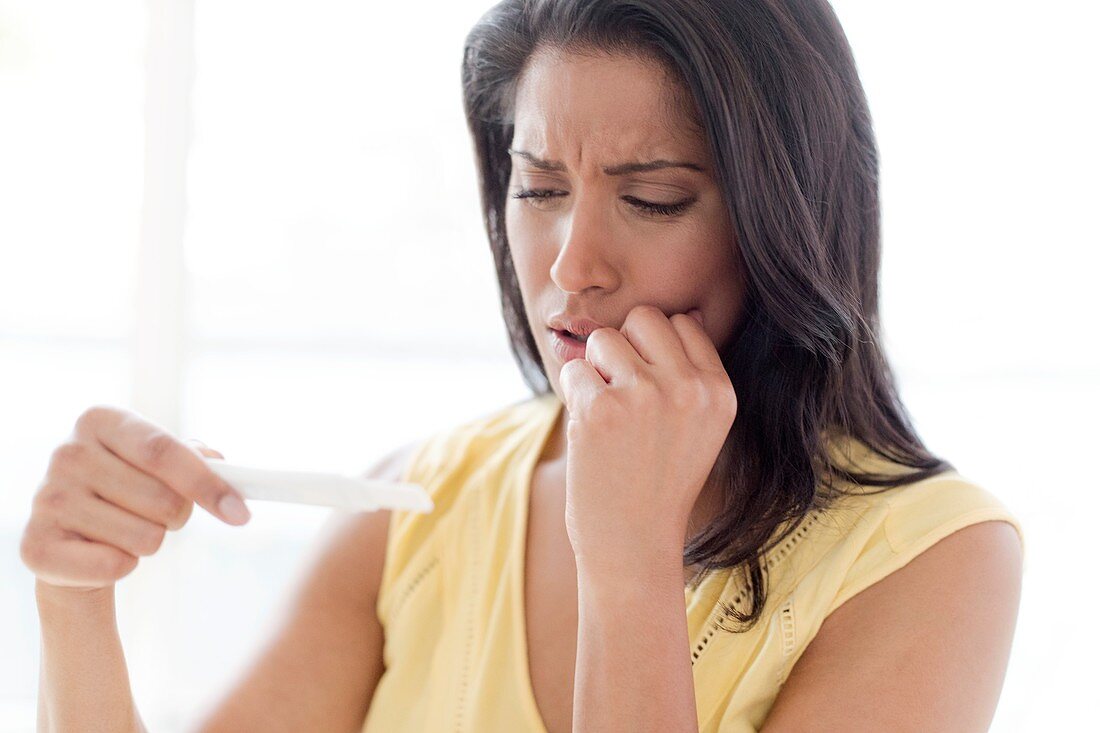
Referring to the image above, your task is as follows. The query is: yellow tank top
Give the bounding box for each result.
[362,393,1025,732]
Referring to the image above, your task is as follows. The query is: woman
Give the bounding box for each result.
[22,0,1024,731]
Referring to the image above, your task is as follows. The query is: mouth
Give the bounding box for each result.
[548,328,589,362]
[554,328,589,343]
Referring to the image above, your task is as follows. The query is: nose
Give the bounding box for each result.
[548,193,620,294]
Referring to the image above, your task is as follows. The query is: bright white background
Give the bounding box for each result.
[0,1,1096,730]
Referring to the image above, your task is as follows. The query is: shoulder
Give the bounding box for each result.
[821,472,1027,617]
[761,468,1025,732]
[762,516,1022,732]
[768,466,1026,621]
[299,438,427,615]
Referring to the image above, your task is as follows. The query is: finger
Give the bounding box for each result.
[617,304,694,371]
[81,408,250,526]
[82,444,194,531]
[184,438,225,461]
[25,526,139,588]
[669,309,725,372]
[558,357,608,415]
[52,492,168,558]
[583,327,646,386]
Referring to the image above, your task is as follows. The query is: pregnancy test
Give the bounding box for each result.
[203,457,433,513]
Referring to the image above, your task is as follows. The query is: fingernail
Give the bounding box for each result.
[218,493,251,525]
[689,309,703,325]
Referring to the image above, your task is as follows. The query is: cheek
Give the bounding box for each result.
[703,244,746,345]
[504,205,530,273]
[654,215,731,281]
[505,205,552,283]
[672,213,743,318]
[689,205,739,280]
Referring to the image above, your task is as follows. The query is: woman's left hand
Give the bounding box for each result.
[559,304,738,579]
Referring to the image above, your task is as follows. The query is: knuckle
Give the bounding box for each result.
[670,312,690,324]
[629,303,659,320]
[710,378,737,412]
[35,487,70,514]
[133,525,166,556]
[560,356,582,371]
[50,441,87,471]
[141,432,177,466]
[558,358,587,385]
[74,404,121,434]
[163,497,193,531]
[632,372,659,397]
[177,500,195,528]
[693,378,711,405]
[74,405,103,431]
[18,529,46,570]
[724,384,738,411]
[586,328,609,346]
[106,552,140,579]
[667,383,700,412]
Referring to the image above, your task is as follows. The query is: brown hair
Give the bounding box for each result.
[461,0,953,632]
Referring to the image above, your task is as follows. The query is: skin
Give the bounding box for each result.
[505,46,747,551]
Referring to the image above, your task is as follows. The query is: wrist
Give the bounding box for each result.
[35,579,116,614]
[575,545,685,592]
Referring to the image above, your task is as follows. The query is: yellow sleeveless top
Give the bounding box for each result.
[362,393,1025,733]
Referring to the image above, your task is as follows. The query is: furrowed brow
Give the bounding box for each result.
[507,148,705,175]
[507,149,566,172]
[603,159,706,175]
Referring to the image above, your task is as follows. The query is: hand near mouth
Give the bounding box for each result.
[558,303,738,578]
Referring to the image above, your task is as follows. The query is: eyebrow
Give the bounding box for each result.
[507,148,706,175]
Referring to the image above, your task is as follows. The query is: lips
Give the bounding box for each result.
[546,314,609,363]
[547,315,606,339]
[549,328,588,363]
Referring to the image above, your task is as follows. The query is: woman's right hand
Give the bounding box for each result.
[19,404,252,594]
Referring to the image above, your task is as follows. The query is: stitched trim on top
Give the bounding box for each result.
[775,597,797,686]
[690,510,823,667]
[778,597,796,657]
[387,556,440,622]
[455,494,481,732]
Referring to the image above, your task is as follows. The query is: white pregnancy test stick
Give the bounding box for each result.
[203,458,433,513]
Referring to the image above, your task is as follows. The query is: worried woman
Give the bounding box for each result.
[22,1,1024,732]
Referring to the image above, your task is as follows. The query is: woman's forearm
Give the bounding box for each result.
[572,554,699,733]
[35,580,147,733]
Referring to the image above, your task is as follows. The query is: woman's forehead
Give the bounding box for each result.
[512,48,706,169]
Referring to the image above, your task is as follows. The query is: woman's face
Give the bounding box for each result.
[505,47,746,402]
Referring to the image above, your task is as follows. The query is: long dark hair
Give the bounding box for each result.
[461,0,953,632]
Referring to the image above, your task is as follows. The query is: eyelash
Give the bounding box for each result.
[510,188,696,217]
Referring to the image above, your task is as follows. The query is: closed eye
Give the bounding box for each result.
[510,188,566,202]
[620,194,696,217]
[510,188,697,218]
